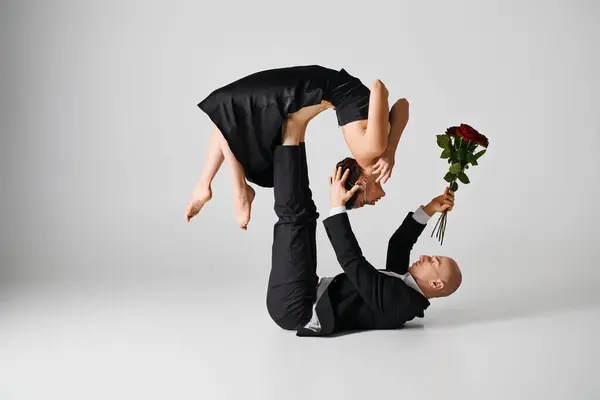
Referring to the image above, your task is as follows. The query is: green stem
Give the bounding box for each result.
[449,177,458,192]
[431,214,442,238]
[440,175,457,245]
[434,175,457,243]
[441,212,447,245]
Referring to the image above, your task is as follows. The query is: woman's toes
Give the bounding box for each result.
[234,185,255,229]
[186,185,212,222]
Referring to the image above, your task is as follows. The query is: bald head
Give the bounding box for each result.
[408,255,462,299]
[439,257,462,297]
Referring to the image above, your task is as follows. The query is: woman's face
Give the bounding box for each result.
[355,175,386,207]
[365,179,386,206]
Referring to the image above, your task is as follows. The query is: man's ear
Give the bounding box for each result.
[429,280,444,291]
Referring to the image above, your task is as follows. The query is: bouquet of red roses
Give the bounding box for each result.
[432,124,489,245]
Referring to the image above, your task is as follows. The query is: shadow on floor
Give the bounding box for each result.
[324,322,425,338]
[425,283,600,329]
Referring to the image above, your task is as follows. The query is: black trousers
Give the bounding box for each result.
[266,143,320,330]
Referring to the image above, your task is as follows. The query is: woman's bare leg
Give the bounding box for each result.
[186,125,225,222]
[188,102,331,225]
[217,129,255,230]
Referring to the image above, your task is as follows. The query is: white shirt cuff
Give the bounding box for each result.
[412,206,431,225]
[329,206,347,217]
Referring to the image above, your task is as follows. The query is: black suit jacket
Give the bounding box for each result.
[296,211,430,337]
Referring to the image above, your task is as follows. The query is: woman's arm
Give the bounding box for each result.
[341,79,391,163]
[369,98,410,183]
[384,98,409,157]
[365,79,391,153]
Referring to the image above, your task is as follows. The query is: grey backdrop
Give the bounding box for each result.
[1,0,599,399]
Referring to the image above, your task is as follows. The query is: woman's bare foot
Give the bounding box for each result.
[234,184,255,230]
[185,183,212,222]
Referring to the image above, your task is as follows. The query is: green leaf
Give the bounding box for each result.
[440,149,451,159]
[458,172,470,184]
[449,181,459,191]
[466,151,479,165]
[474,149,487,160]
[449,163,462,174]
[457,148,467,161]
[436,135,450,149]
[444,172,456,182]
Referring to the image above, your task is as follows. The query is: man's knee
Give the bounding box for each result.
[266,290,309,330]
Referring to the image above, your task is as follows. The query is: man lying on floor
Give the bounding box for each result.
[266,128,462,337]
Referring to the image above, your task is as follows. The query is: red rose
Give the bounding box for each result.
[456,124,489,148]
[445,126,460,136]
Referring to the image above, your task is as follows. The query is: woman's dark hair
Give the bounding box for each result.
[335,157,364,209]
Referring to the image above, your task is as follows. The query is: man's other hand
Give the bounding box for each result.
[424,187,455,216]
[329,167,360,208]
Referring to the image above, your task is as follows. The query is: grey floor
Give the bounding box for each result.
[1,275,598,400]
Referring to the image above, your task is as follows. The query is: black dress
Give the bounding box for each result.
[197,65,370,187]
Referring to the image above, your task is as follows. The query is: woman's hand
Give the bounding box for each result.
[372,152,395,184]
[329,167,361,208]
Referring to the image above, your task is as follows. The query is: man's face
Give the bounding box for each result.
[409,255,461,296]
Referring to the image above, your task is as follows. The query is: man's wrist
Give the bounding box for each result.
[423,203,435,217]
[329,205,347,217]
[412,205,432,225]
